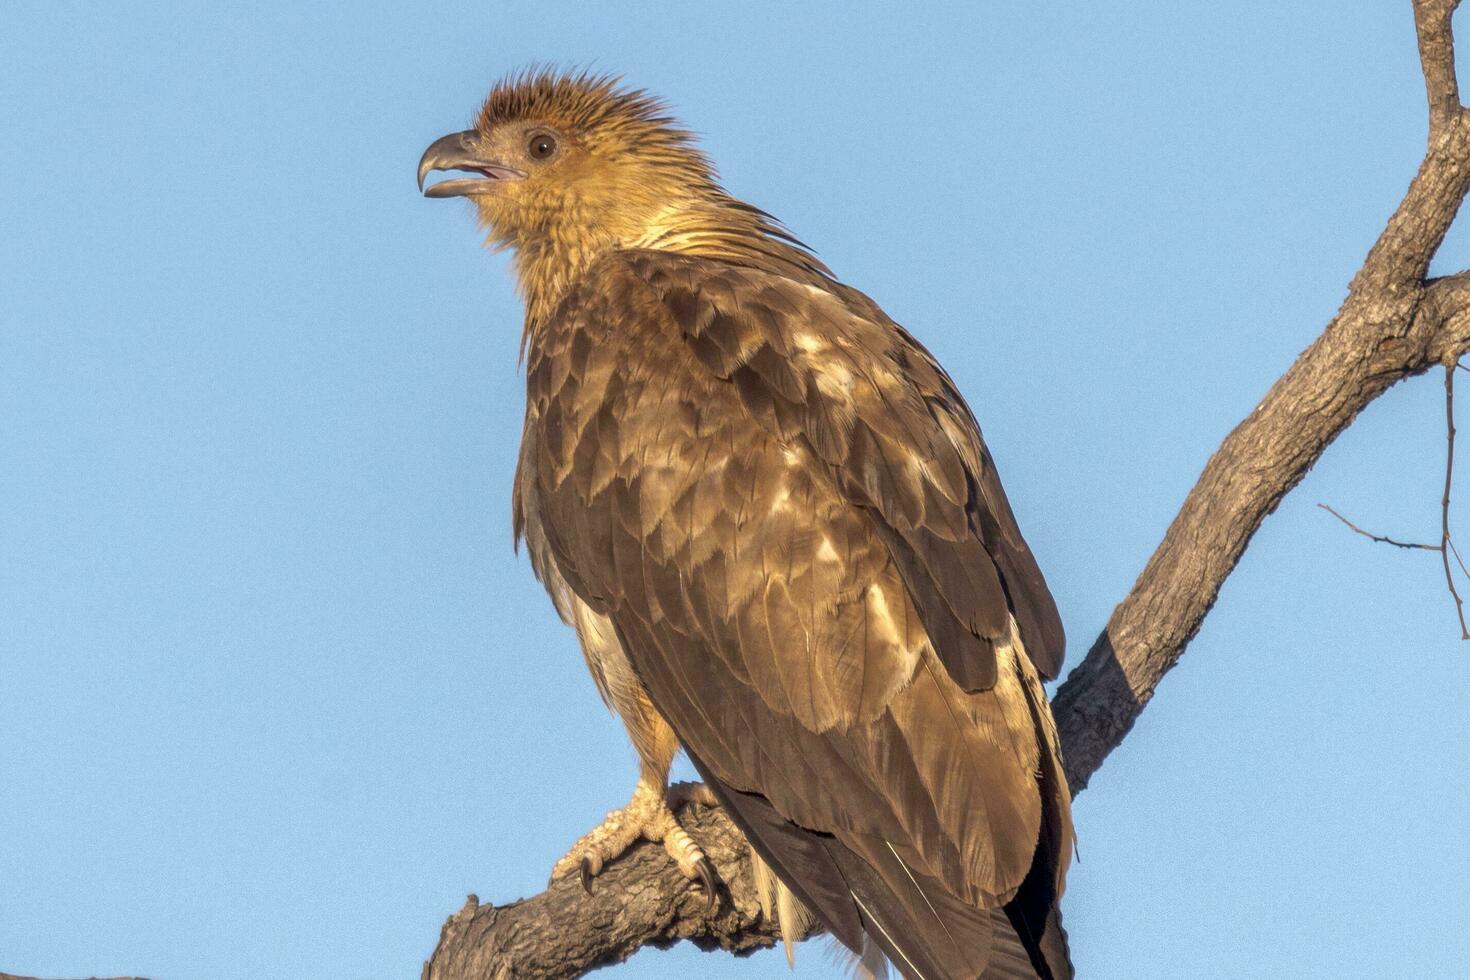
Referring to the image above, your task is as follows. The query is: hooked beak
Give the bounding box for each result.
[417,130,526,198]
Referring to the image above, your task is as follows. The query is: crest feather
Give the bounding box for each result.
[477,69,707,170]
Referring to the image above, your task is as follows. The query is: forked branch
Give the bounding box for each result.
[1050,0,1470,792]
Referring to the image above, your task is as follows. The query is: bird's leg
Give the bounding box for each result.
[549,698,720,905]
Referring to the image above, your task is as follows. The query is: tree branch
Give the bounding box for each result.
[1316,502,1441,550]
[1436,364,1470,636]
[420,1,1470,975]
[1050,0,1470,792]
[1418,0,1463,127]
[421,802,782,979]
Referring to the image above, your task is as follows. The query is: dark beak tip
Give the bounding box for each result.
[418,129,480,199]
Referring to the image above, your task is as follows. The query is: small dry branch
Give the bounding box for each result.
[1319,361,1470,638]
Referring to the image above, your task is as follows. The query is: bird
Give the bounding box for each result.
[419,70,1074,980]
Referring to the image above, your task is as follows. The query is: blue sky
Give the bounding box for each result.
[2,2,1467,978]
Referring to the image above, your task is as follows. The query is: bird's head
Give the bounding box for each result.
[418,70,718,259]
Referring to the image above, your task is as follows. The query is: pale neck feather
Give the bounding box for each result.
[516,195,832,335]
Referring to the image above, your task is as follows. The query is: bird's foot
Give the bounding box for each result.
[550,779,721,908]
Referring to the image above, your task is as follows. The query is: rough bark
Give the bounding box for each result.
[1050,0,1470,791]
[422,804,781,980]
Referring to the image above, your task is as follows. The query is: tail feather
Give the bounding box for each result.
[750,847,817,967]
[824,932,892,980]
[860,933,894,980]
[702,755,1070,979]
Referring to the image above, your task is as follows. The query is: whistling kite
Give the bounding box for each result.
[420,71,1073,980]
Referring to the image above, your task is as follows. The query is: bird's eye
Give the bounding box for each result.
[528,133,558,160]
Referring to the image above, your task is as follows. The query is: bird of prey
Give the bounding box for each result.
[419,71,1074,980]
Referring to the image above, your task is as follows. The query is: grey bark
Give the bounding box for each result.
[1051,0,1470,791]
[422,804,782,980]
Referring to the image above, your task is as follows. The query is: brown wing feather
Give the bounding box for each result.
[522,249,1071,976]
[623,249,1064,684]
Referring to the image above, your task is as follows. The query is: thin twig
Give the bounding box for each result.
[1449,536,1470,579]
[1438,363,1470,637]
[1317,363,1470,638]
[1316,503,1440,550]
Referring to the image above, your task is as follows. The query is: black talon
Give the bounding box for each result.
[694,857,719,913]
[579,856,594,894]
